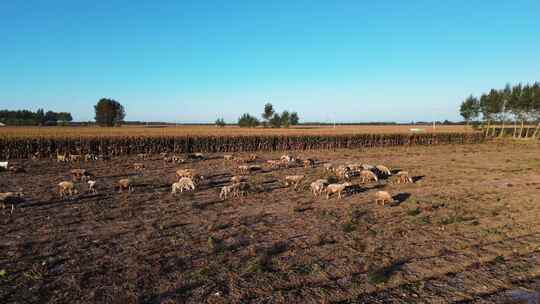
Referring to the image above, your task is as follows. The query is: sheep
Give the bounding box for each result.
[361,164,375,171]
[280,155,293,162]
[8,165,26,173]
[248,154,258,162]
[172,156,185,163]
[117,178,134,193]
[70,168,87,181]
[335,165,352,180]
[323,163,334,172]
[375,165,392,177]
[172,177,196,194]
[396,171,413,184]
[238,165,250,174]
[58,181,78,197]
[326,182,352,199]
[69,154,81,162]
[159,152,168,158]
[360,170,378,183]
[87,180,97,194]
[231,175,244,184]
[188,152,205,160]
[223,154,234,161]
[347,163,363,171]
[134,163,145,171]
[137,153,149,160]
[0,192,24,214]
[284,175,305,190]
[56,153,68,163]
[266,160,282,169]
[176,169,204,182]
[310,179,328,196]
[374,191,394,206]
[220,183,238,200]
[0,161,8,170]
[84,153,97,161]
[303,159,315,168]
[235,182,251,197]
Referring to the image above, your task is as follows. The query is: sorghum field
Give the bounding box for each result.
[2,138,540,303]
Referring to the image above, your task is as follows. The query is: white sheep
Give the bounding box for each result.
[310,179,328,196]
[0,161,8,170]
[172,177,196,194]
[284,175,305,190]
[374,191,394,206]
[396,171,413,184]
[326,182,352,199]
[87,180,97,194]
[117,178,134,193]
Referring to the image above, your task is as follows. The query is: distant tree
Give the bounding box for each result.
[289,112,300,125]
[280,110,290,128]
[94,98,125,127]
[215,118,226,127]
[238,113,260,128]
[36,108,45,125]
[261,103,274,127]
[269,113,282,128]
[459,95,480,125]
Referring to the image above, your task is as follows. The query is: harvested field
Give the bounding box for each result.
[0,125,475,138]
[2,141,540,303]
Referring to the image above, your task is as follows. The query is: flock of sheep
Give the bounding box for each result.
[0,151,415,213]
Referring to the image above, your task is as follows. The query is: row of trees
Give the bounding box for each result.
[0,109,72,126]
[460,82,540,138]
[229,103,299,128]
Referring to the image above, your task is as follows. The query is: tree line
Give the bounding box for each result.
[216,103,299,128]
[460,82,540,138]
[0,109,73,126]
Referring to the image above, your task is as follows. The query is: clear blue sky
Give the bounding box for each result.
[1,1,539,123]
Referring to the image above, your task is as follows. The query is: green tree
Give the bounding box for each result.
[459,95,480,125]
[215,118,226,127]
[94,98,125,127]
[36,108,45,125]
[269,113,282,128]
[289,112,300,125]
[280,110,290,128]
[238,113,260,127]
[261,103,274,127]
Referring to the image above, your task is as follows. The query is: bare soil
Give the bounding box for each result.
[2,141,540,303]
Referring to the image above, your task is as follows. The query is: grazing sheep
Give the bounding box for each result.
[87,180,97,194]
[84,153,97,161]
[175,169,203,182]
[56,153,68,162]
[223,154,234,161]
[220,183,239,200]
[188,152,205,159]
[396,171,413,184]
[266,160,281,169]
[280,155,293,162]
[361,164,375,171]
[360,170,378,183]
[347,163,363,171]
[0,161,8,170]
[8,165,25,173]
[70,168,87,181]
[375,165,392,177]
[231,175,244,184]
[310,179,328,196]
[69,154,81,162]
[335,165,352,180]
[303,159,315,168]
[159,152,168,158]
[117,178,134,193]
[0,192,24,213]
[134,163,145,171]
[323,163,334,172]
[326,182,352,199]
[248,154,258,162]
[374,191,394,206]
[58,181,78,197]
[238,165,250,174]
[284,175,305,190]
[137,153,149,160]
[235,182,251,197]
[172,177,196,194]
[172,156,185,163]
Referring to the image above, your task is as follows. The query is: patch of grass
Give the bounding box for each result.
[493,255,505,263]
[342,221,356,233]
[406,207,421,216]
[419,216,431,225]
[367,260,406,285]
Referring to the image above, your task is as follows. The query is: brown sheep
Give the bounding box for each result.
[58,181,78,197]
[396,171,413,184]
[284,175,305,190]
[303,159,315,168]
[134,163,145,171]
[374,191,394,206]
[117,178,133,193]
[231,175,244,184]
[375,165,392,177]
[172,177,196,194]
[310,179,328,196]
[360,170,378,183]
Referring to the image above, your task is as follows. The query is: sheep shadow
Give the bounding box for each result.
[412,175,425,183]
[392,192,411,205]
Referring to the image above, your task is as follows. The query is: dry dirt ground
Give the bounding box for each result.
[2,141,540,303]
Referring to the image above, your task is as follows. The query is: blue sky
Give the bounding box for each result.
[1,1,539,123]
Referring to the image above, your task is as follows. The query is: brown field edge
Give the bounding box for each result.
[0,132,486,159]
